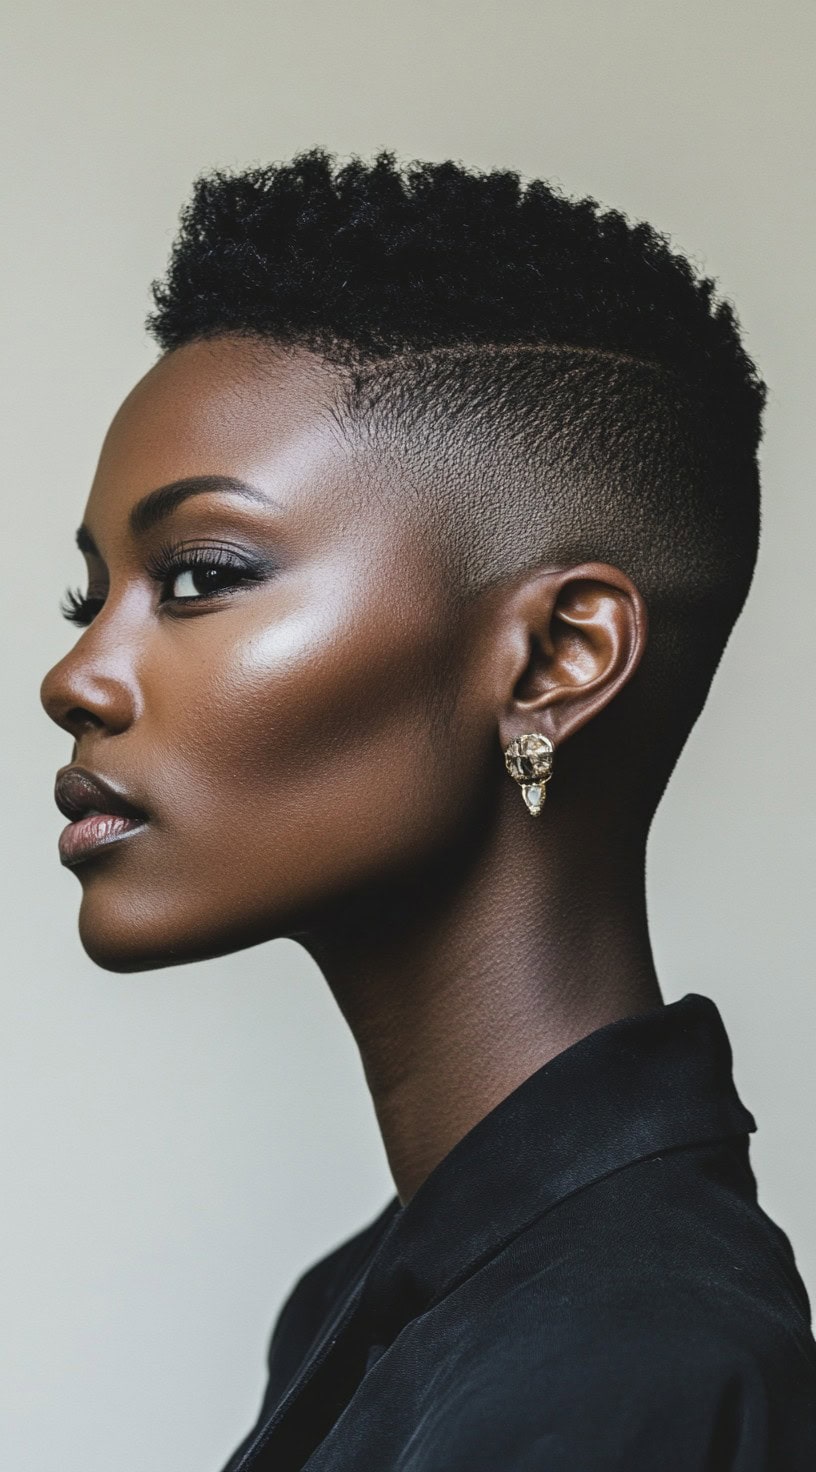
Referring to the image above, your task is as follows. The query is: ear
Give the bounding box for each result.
[495,562,649,752]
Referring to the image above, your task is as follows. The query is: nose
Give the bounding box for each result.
[40,637,136,741]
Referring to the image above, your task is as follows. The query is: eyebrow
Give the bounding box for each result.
[75,474,276,555]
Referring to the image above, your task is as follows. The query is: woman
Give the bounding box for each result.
[40,150,816,1470]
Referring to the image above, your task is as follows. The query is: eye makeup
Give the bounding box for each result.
[61,536,279,625]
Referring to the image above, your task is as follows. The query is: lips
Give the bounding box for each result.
[54,766,149,824]
[53,766,149,868]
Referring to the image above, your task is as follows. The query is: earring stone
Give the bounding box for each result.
[503,733,555,816]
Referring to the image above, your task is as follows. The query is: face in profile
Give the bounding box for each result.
[40,337,489,972]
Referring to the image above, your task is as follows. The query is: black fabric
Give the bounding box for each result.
[221,994,816,1470]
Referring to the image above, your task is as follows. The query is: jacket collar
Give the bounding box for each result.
[358,992,755,1342]
[228,992,755,1470]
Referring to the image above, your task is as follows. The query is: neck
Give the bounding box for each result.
[302,801,662,1206]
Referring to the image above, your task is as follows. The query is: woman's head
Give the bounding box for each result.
[40,150,765,972]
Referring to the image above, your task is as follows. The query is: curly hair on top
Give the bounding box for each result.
[146,150,767,802]
[147,147,764,453]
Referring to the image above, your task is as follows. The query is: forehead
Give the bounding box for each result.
[86,337,351,525]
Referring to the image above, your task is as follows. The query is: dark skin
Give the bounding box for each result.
[40,335,662,1205]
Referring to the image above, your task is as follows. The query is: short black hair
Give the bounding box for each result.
[147,149,766,812]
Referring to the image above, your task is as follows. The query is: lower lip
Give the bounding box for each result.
[58,813,148,867]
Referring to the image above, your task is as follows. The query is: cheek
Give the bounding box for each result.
[141,574,458,915]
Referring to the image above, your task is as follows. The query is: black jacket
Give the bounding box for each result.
[222,994,816,1470]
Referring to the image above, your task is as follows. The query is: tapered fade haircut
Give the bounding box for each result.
[147,148,766,807]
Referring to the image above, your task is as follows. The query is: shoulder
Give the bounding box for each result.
[413,1149,816,1470]
[419,1309,816,1471]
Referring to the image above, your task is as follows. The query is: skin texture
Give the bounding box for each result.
[41,336,663,1204]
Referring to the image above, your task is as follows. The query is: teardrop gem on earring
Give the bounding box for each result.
[522,784,544,815]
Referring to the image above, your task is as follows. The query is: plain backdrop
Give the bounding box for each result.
[2,3,814,1469]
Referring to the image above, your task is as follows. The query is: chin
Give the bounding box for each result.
[78,911,199,972]
[75,880,292,972]
[76,888,221,973]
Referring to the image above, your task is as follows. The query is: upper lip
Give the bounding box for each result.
[54,766,148,823]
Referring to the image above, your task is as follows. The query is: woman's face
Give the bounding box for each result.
[40,338,488,971]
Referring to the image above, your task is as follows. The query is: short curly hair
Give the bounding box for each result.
[147,149,766,805]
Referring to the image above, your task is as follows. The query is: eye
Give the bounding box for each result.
[60,540,276,625]
[167,561,243,600]
[150,541,273,607]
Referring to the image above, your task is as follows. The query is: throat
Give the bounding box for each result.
[306,841,662,1206]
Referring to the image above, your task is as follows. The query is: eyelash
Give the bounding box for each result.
[60,539,271,626]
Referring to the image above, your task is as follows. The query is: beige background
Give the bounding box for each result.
[2,3,814,1469]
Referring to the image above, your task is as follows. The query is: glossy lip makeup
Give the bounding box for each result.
[57,811,148,867]
[54,766,149,868]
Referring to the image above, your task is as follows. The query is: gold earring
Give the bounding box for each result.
[503,733,555,816]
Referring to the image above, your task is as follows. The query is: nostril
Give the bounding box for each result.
[40,656,135,737]
[40,665,86,733]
